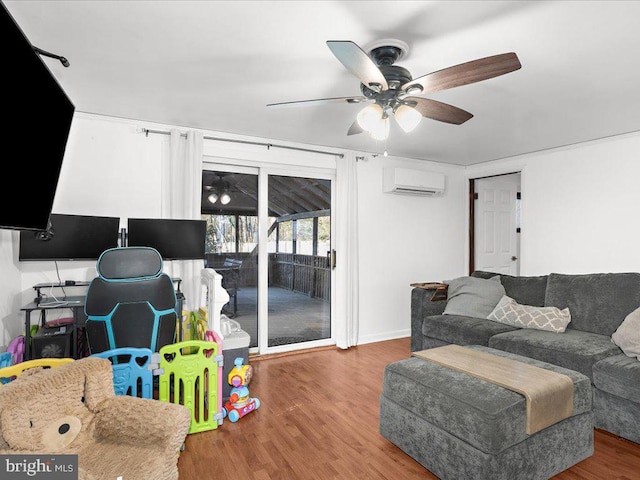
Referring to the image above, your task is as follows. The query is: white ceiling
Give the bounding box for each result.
[5,1,640,166]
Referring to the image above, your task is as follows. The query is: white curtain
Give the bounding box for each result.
[335,151,360,348]
[162,129,204,312]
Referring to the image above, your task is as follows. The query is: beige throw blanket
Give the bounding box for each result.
[413,345,574,434]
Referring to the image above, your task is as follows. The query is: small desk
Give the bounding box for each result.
[22,278,186,358]
[20,295,86,361]
[33,281,90,298]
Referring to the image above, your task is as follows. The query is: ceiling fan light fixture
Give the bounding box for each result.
[395,104,422,133]
[356,103,384,132]
[368,115,390,141]
[207,174,232,205]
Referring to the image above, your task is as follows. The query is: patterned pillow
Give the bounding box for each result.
[487,295,571,333]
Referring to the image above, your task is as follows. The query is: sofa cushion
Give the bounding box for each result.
[544,272,640,336]
[593,354,640,403]
[472,271,548,307]
[611,306,640,360]
[443,276,505,318]
[487,295,571,333]
[488,328,622,381]
[423,314,518,347]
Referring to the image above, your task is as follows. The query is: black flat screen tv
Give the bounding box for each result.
[127,218,206,260]
[1,2,75,231]
[19,214,121,261]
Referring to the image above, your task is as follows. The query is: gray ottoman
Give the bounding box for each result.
[379,346,593,480]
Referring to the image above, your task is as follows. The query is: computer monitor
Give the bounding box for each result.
[127,218,206,260]
[19,214,121,261]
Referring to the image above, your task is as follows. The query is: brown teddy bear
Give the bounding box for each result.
[0,356,191,480]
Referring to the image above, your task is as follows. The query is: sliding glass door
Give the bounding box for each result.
[266,174,332,348]
[202,167,259,347]
[202,165,334,354]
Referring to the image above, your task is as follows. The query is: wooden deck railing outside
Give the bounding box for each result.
[205,252,331,301]
[269,253,330,301]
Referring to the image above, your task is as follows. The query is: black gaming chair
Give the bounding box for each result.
[84,246,177,354]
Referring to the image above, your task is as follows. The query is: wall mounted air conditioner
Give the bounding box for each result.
[383,167,445,196]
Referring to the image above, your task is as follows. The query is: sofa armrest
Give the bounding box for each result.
[411,287,447,352]
[94,396,191,452]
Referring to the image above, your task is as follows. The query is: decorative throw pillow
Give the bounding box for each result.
[611,306,640,361]
[487,295,571,333]
[443,275,505,318]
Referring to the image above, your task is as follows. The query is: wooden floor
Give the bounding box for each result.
[177,338,640,480]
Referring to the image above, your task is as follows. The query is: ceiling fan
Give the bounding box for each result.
[204,172,232,205]
[267,40,521,139]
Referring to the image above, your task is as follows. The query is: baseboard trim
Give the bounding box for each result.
[357,329,410,346]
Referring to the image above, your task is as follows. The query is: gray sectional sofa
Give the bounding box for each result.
[410,271,640,444]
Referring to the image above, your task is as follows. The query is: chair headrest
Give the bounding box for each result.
[97,247,163,281]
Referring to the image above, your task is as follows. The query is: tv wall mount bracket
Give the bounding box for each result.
[32,45,70,67]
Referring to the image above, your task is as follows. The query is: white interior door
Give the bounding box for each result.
[474,174,521,275]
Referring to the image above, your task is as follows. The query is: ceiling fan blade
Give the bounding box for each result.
[326,40,388,92]
[405,97,474,125]
[347,120,364,136]
[267,96,369,108]
[402,52,521,94]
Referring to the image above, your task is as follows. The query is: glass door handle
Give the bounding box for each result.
[328,249,336,269]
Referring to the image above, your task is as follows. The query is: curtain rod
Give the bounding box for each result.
[140,128,344,159]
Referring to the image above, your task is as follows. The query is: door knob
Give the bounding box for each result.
[511,256,518,261]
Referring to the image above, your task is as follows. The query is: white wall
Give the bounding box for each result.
[466,132,640,275]
[0,113,466,349]
[356,156,466,344]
